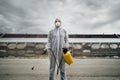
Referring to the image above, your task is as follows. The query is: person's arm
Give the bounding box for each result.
[45,31,52,51]
[63,30,69,53]
[64,30,69,48]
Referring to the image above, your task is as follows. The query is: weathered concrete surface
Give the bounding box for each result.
[0,58,120,80]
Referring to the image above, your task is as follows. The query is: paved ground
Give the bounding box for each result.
[0,58,120,80]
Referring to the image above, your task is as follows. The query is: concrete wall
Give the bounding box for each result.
[0,42,120,57]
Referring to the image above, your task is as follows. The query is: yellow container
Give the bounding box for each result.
[63,51,73,65]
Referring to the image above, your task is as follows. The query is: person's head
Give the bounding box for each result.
[54,18,61,28]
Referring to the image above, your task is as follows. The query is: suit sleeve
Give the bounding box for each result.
[64,30,69,48]
[46,31,52,49]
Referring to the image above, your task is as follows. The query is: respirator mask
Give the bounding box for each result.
[55,22,61,28]
[55,18,61,28]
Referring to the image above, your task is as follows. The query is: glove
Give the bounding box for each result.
[63,48,68,54]
[44,47,50,53]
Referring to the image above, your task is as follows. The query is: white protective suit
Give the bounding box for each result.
[46,27,69,80]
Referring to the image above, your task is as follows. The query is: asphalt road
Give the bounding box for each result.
[0,58,120,80]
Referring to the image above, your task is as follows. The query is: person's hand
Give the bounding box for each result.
[44,47,47,51]
[44,47,50,53]
[63,48,68,54]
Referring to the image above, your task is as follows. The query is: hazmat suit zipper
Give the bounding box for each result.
[56,28,60,60]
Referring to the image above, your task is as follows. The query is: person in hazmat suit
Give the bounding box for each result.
[44,18,69,80]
